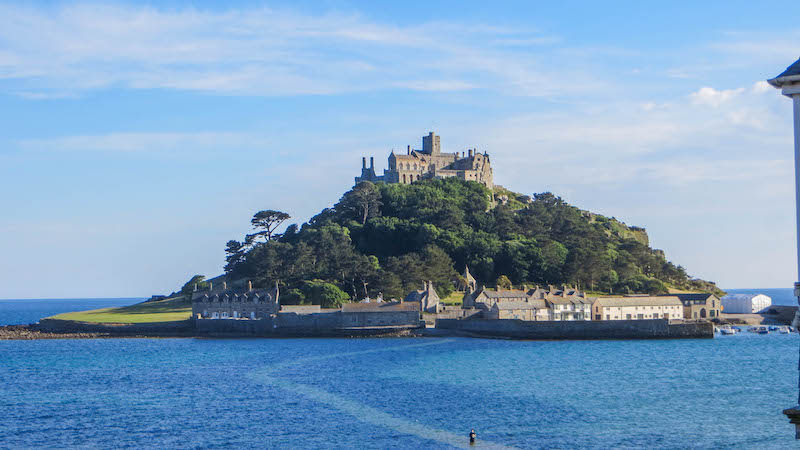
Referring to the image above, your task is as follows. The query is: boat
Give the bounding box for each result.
[768,326,779,332]
[780,326,790,334]
[732,326,743,332]
[747,327,759,333]
[720,328,736,335]
[757,326,769,335]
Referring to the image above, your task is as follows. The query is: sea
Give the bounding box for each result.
[1,291,799,448]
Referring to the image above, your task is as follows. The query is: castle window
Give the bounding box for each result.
[402,174,407,183]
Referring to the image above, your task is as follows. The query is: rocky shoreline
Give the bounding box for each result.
[0,324,116,340]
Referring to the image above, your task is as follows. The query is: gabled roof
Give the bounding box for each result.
[658,293,717,303]
[492,301,545,310]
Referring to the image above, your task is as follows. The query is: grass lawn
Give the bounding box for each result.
[50,296,192,323]
[440,291,464,305]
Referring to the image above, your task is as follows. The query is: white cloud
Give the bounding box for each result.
[0,3,578,98]
[689,87,745,107]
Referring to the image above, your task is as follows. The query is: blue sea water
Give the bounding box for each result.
[1,299,800,448]
[0,298,140,326]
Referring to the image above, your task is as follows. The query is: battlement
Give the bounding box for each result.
[355,131,493,188]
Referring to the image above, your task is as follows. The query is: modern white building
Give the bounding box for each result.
[720,294,772,314]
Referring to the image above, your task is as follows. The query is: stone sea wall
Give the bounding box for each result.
[435,318,713,340]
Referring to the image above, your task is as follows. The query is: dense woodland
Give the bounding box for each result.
[220,178,722,305]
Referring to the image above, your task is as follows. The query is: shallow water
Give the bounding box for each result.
[1,332,798,448]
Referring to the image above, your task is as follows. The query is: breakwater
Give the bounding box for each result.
[435,318,713,339]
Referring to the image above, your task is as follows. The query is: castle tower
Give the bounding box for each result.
[464,265,477,293]
[422,131,440,155]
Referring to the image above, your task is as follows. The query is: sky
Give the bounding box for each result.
[1,1,800,298]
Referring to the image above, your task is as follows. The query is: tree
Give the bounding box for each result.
[336,181,382,225]
[180,275,208,295]
[248,210,291,244]
[496,275,512,289]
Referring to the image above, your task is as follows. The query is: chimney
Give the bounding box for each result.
[222,281,227,290]
[208,282,213,291]
[468,149,473,157]
[370,157,374,169]
[247,280,252,291]
[407,145,411,155]
[362,157,366,169]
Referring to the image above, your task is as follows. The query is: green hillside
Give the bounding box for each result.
[221,178,723,302]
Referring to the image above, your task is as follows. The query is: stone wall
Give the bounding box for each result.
[435,318,713,340]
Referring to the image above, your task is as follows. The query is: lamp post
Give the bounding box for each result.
[768,57,800,439]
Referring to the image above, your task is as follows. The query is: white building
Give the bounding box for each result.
[720,294,772,314]
[592,296,684,321]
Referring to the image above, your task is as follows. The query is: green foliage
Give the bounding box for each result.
[223,178,712,298]
[295,280,350,308]
[180,275,208,295]
[496,275,512,289]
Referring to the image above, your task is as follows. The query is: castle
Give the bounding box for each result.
[355,132,494,188]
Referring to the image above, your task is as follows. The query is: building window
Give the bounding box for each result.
[626,314,632,320]
[653,313,659,319]
[637,314,644,319]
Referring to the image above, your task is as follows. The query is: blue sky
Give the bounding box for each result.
[1,1,799,298]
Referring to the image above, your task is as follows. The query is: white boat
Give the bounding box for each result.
[780,326,790,334]
[720,328,736,335]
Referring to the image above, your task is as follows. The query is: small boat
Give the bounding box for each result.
[757,326,769,335]
[720,328,736,335]
[747,327,758,333]
[769,326,779,332]
[732,326,743,332]
[780,326,790,334]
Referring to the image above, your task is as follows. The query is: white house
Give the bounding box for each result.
[721,294,772,314]
[592,296,683,321]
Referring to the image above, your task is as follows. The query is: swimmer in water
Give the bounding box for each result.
[469,429,476,444]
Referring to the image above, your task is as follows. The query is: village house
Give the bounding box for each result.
[658,293,721,319]
[403,281,441,313]
[192,281,279,320]
[592,296,683,321]
[340,301,422,327]
[546,295,593,321]
[487,299,549,321]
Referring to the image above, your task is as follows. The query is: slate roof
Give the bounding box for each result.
[493,301,545,310]
[769,58,800,86]
[658,293,716,304]
[594,296,682,307]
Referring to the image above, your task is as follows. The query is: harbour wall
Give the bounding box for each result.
[435,318,713,340]
[195,310,424,337]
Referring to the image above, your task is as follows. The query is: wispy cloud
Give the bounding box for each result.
[0,3,572,98]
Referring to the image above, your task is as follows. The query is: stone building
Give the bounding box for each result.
[462,282,591,321]
[660,293,721,319]
[403,281,441,313]
[592,296,683,321]
[192,281,279,320]
[487,300,549,321]
[355,132,493,188]
[340,301,422,327]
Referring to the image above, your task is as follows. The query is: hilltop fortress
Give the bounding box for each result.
[356,131,494,188]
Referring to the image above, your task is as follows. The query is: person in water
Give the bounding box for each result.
[469,429,476,444]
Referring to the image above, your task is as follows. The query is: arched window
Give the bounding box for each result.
[700,308,707,318]
[402,174,407,183]
[406,163,410,170]
[413,163,417,170]
[416,174,420,181]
